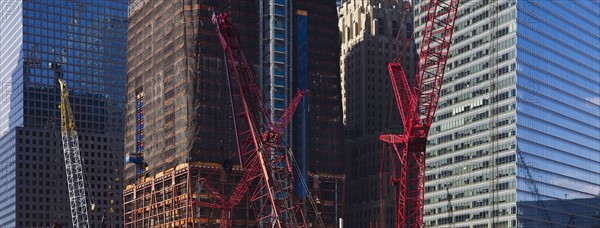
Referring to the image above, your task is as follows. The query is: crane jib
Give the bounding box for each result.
[203,12,312,228]
[379,0,461,227]
[59,79,91,228]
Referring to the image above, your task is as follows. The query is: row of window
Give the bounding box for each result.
[427,153,516,184]
[429,106,515,147]
[441,64,515,109]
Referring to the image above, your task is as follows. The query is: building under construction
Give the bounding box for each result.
[294,1,345,226]
[123,162,252,226]
[124,0,344,227]
[123,164,344,227]
[124,0,258,226]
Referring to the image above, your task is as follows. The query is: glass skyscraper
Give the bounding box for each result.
[515,0,599,226]
[0,1,127,227]
[417,0,599,227]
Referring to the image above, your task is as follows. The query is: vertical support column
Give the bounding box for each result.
[294,8,309,199]
[185,168,191,227]
[334,178,338,227]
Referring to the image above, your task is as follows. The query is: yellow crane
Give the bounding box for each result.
[59,79,90,228]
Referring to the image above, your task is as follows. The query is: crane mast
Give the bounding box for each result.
[209,12,308,227]
[59,79,90,228]
[195,89,307,227]
[380,0,460,227]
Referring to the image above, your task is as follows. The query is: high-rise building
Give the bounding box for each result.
[0,1,127,227]
[123,1,258,226]
[123,0,258,184]
[338,0,415,227]
[417,0,600,227]
[293,2,345,226]
[261,1,346,226]
[259,0,293,130]
[123,0,344,227]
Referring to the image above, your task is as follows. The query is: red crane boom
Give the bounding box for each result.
[196,89,307,227]
[204,12,307,228]
[380,0,460,227]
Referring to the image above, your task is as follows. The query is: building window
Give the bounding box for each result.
[346,26,351,41]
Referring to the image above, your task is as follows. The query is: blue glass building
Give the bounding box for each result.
[0,1,127,227]
[515,1,599,227]
[418,0,599,227]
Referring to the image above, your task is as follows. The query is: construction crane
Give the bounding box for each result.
[205,12,309,227]
[59,79,90,228]
[195,90,307,226]
[379,0,460,227]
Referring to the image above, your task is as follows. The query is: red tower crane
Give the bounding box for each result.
[198,12,308,228]
[379,0,460,227]
[195,90,307,227]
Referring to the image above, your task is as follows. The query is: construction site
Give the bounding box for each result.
[1,0,599,227]
[122,163,343,227]
[122,0,344,227]
[120,0,457,226]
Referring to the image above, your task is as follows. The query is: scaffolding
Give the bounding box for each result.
[123,162,344,227]
[306,172,345,228]
[123,162,253,227]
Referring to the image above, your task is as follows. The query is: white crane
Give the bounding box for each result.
[59,79,90,228]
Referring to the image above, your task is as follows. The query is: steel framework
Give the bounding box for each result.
[123,162,253,227]
[59,79,90,228]
[195,90,306,227]
[210,12,307,227]
[379,0,460,227]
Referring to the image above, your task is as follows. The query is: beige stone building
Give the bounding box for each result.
[338,0,416,227]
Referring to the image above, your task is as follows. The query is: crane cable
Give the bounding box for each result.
[282,141,326,228]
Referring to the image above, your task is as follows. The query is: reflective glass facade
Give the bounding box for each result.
[0,0,24,134]
[0,2,22,224]
[515,0,599,227]
[0,130,17,227]
[420,0,599,227]
[21,1,126,133]
[0,0,127,227]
